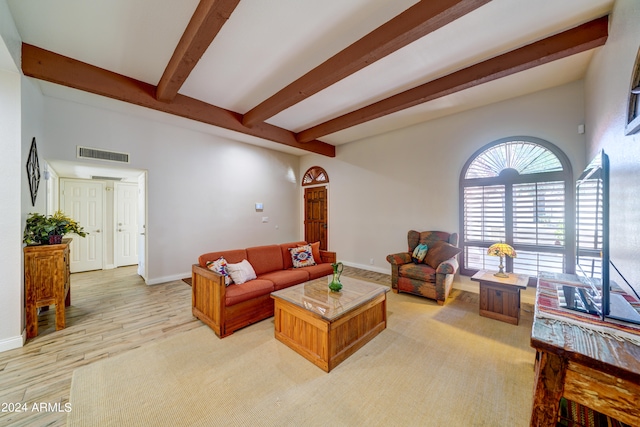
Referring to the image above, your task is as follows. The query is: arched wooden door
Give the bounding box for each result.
[304,186,327,250]
[302,167,329,250]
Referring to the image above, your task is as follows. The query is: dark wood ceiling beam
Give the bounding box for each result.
[296,16,609,143]
[156,0,241,102]
[22,44,335,157]
[241,0,491,127]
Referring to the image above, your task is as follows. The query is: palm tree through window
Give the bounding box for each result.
[459,137,574,277]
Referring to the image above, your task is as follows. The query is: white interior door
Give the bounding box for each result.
[137,172,147,279]
[61,179,104,273]
[115,182,138,267]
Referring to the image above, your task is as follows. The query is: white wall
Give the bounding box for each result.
[301,81,587,283]
[584,0,640,295]
[0,0,23,352]
[41,94,301,284]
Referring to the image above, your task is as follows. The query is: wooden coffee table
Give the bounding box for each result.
[271,276,389,372]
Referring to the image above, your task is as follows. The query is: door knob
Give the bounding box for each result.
[95,229,101,233]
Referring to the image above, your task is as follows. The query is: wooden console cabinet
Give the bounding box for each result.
[24,239,71,339]
[530,273,640,426]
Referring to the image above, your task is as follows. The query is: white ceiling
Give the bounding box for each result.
[7,0,615,157]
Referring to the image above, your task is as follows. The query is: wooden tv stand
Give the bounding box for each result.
[530,273,640,426]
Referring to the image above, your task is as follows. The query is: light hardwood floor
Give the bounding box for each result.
[0,265,393,427]
[0,266,200,427]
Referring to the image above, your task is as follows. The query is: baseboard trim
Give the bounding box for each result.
[341,261,390,275]
[0,332,25,353]
[145,272,191,286]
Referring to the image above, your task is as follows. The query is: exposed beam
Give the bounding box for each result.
[22,44,335,157]
[156,0,241,102]
[242,0,491,127]
[297,16,609,143]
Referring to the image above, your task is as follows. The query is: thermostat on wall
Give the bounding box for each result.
[255,203,263,211]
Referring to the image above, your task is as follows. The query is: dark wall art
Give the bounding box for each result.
[26,137,41,207]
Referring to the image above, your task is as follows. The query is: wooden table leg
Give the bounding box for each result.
[530,350,567,427]
[26,303,37,339]
[55,300,66,331]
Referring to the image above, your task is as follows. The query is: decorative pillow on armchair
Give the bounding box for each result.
[289,244,317,268]
[206,256,232,286]
[424,240,462,269]
[226,259,257,285]
[412,244,428,263]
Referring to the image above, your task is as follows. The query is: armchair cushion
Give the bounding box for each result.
[424,240,462,269]
[399,263,436,282]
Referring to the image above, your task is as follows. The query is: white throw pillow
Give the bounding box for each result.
[226,259,257,285]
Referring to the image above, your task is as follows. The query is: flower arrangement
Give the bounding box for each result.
[23,211,87,245]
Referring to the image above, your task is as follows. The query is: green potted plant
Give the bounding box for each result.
[23,211,87,245]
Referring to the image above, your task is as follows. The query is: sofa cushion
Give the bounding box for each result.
[424,241,462,269]
[199,249,247,267]
[225,279,274,307]
[298,263,333,280]
[259,269,309,290]
[310,241,321,263]
[226,259,257,285]
[280,241,307,269]
[246,245,284,275]
[289,244,317,268]
[399,263,436,282]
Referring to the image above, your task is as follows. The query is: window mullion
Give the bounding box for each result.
[505,183,514,272]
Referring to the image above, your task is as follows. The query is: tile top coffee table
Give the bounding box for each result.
[471,269,529,325]
[271,276,389,372]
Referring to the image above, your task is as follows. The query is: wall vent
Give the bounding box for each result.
[77,146,130,163]
[91,176,123,181]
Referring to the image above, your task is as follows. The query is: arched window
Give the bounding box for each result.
[302,166,329,186]
[459,137,574,277]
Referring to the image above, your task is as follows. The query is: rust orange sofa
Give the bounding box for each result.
[192,241,336,338]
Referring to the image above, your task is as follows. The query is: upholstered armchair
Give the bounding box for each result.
[386,230,461,305]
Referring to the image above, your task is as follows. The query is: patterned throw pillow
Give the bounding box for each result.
[412,244,428,263]
[424,240,462,269]
[289,244,317,268]
[206,256,232,286]
[226,259,257,285]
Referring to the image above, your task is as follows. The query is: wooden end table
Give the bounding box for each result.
[471,269,529,325]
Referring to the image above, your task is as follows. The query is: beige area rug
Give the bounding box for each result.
[68,289,535,427]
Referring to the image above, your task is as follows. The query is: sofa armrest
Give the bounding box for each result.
[436,257,459,275]
[192,264,226,337]
[319,250,336,264]
[386,252,411,266]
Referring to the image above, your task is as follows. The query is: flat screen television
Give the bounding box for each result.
[559,150,640,324]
